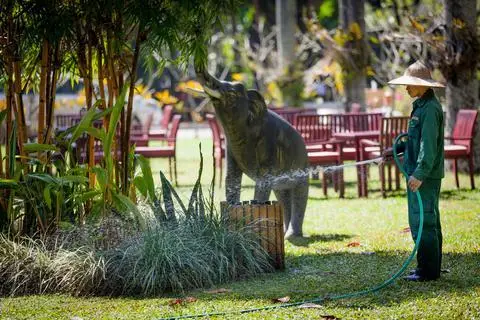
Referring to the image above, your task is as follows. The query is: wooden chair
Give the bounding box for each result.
[135,114,182,185]
[360,116,409,197]
[206,114,226,187]
[344,112,383,132]
[444,109,478,189]
[295,114,344,197]
[55,113,81,130]
[148,104,174,141]
[295,113,353,158]
[130,113,154,147]
[269,107,317,126]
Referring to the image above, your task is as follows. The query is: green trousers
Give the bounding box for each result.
[407,178,442,279]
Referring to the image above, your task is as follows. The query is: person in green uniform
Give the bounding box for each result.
[384,61,445,281]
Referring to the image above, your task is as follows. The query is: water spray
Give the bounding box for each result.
[159,133,423,320]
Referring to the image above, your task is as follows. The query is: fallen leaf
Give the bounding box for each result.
[401,227,411,233]
[168,297,197,306]
[204,288,232,294]
[272,296,290,303]
[321,315,341,320]
[298,303,323,309]
[347,242,360,247]
[168,299,183,306]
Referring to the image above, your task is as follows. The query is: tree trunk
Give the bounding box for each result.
[276,0,297,72]
[444,0,479,171]
[339,0,367,111]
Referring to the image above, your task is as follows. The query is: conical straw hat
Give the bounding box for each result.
[388,61,445,88]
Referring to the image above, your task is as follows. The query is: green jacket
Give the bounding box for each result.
[401,89,445,181]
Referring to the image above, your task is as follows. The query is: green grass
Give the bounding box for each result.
[1,137,479,319]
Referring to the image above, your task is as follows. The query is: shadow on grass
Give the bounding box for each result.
[287,234,353,247]
[440,188,476,200]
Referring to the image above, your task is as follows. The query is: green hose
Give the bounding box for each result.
[160,133,424,320]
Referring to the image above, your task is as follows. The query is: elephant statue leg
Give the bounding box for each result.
[225,151,243,204]
[254,183,271,202]
[289,180,309,237]
[273,189,293,235]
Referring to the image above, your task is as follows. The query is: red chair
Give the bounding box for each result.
[295,114,344,197]
[360,116,409,197]
[130,113,154,147]
[295,113,354,158]
[444,109,478,189]
[148,104,174,141]
[55,113,81,130]
[269,107,317,126]
[206,114,226,187]
[345,112,383,132]
[135,114,182,185]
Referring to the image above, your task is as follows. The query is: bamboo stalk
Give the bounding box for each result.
[86,40,95,191]
[38,39,48,157]
[5,63,13,179]
[97,46,107,110]
[12,61,27,167]
[118,68,125,190]
[123,28,143,194]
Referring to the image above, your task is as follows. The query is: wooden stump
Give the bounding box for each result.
[221,200,285,270]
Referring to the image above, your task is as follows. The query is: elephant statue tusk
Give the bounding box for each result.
[185,87,209,98]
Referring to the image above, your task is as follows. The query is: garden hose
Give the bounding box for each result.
[159,133,424,320]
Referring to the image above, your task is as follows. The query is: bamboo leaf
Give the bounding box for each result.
[92,166,108,192]
[135,154,156,201]
[112,192,144,228]
[104,86,127,157]
[58,175,88,184]
[23,143,59,153]
[69,107,99,144]
[8,121,17,177]
[85,127,105,141]
[43,186,52,210]
[80,190,101,201]
[0,179,19,190]
[27,173,57,185]
[133,176,148,198]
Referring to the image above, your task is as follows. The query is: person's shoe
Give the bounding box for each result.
[403,274,439,282]
[403,274,427,282]
[408,268,419,275]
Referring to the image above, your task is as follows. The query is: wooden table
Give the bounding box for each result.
[332,130,380,197]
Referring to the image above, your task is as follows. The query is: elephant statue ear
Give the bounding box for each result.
[247,90,267,121]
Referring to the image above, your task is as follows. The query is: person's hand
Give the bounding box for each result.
[382,148,393,161]
[408,176,423,192]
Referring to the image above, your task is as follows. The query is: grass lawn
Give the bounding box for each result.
[1,136,479,319]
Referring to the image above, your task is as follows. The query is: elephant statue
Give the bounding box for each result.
[196,67,309,237]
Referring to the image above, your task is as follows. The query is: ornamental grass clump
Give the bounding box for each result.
[0,235,107,296]
[105,214,272,295]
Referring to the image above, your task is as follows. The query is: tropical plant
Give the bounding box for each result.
[0,149,272,296]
